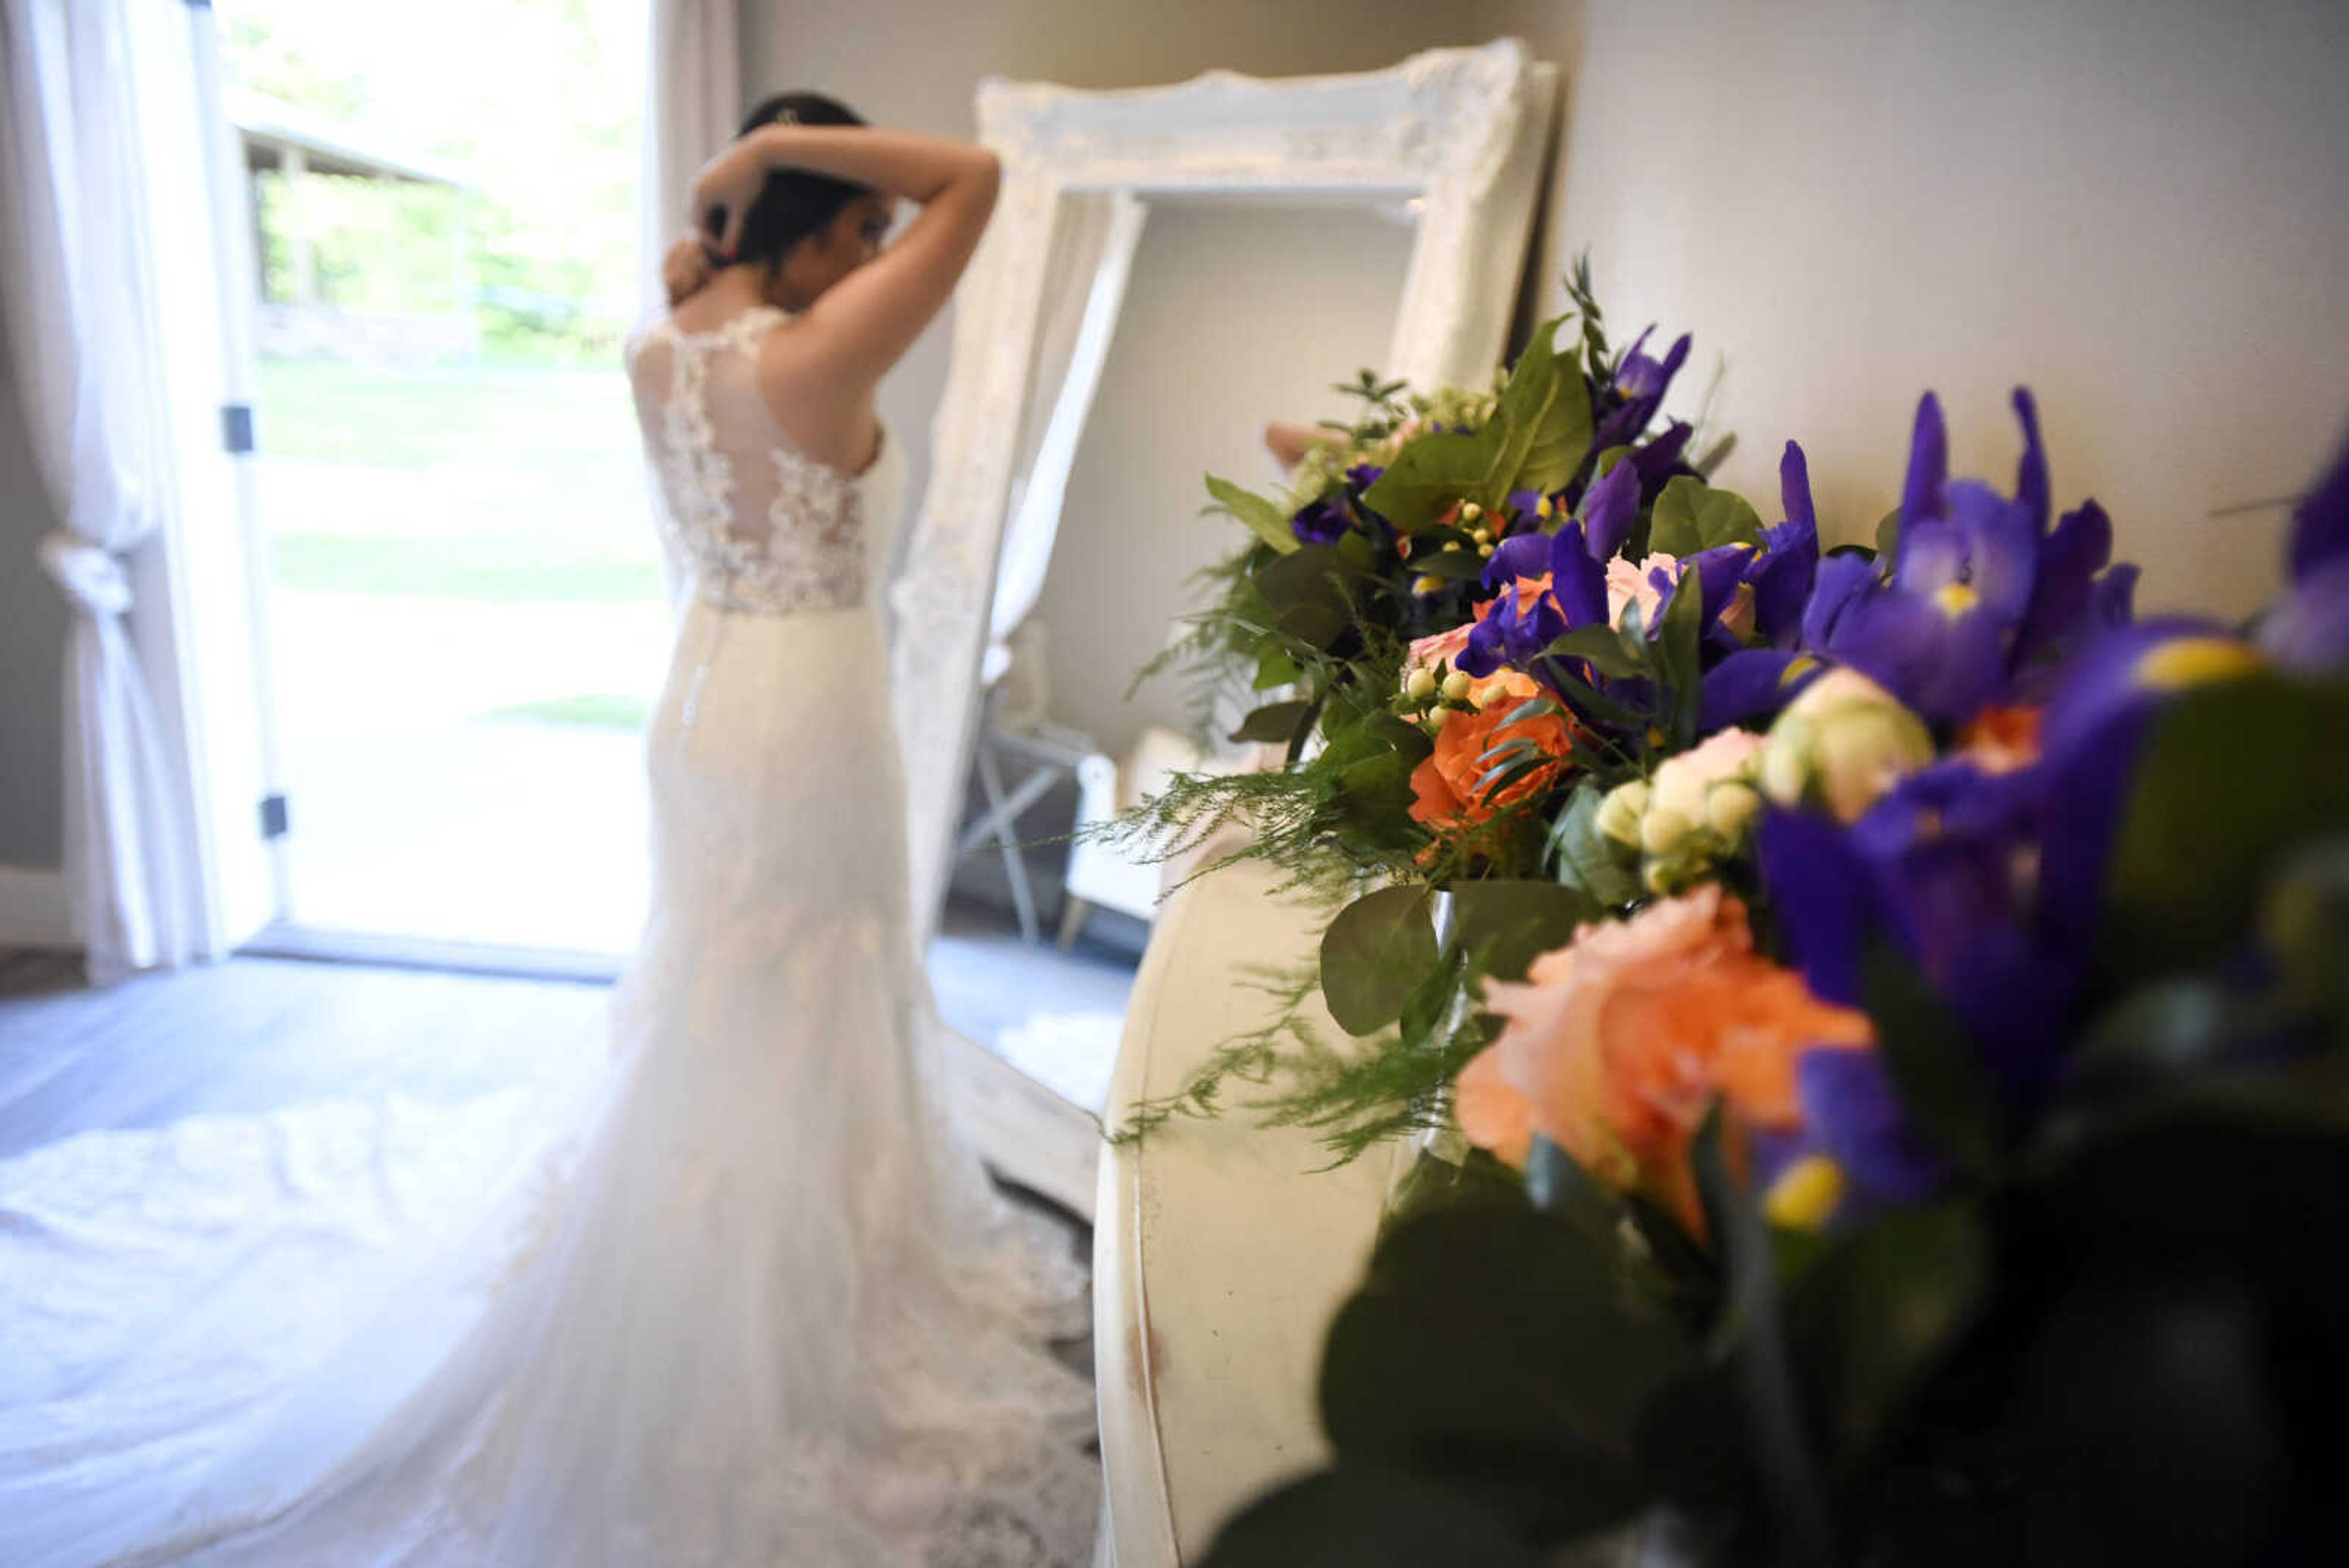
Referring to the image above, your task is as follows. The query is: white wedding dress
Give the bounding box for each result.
[0,303,1102,1566]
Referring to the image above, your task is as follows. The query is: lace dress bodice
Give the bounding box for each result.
[626,306,902,617]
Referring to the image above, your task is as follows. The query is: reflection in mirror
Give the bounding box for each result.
[926,194,1421,1136]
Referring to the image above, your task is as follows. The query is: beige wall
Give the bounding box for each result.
[1033,199,1418,756]
[1544,0,2349,619]
[738,0,1586,533]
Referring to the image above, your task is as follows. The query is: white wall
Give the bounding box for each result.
[1033,199,1419,755]
[1546,0,2349,618]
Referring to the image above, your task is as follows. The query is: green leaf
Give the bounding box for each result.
[1873,507,1902,562]
[1207,473,1302,554]
[1320,1203,1698,1543]
[1360,423,1512,533]
[1253,644,1302,691]
[1321,885,1441,1035]
[1492,317,1594,499]
[1549,784,1644,907]
[1647,476,1764,559]
[1414,548,1491,583]
[1252,543,1358,650]
[1197,1466,1545,1568]
[2102,674,2349,983]
[1230,700,1315,745]
[1689,1111,1833,1564]
[1359,319,1590,532]
[1450,879,1603,983]
[1653,561,1707,747]
[1861,942,2004,1175]
[1540,624,1649,682]
[1786,1202,1989,1480]
[1536,660,1649,731]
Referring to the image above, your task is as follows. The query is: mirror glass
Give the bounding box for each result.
[925,191,1422,1123]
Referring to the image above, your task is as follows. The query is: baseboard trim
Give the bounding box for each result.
[0,866,74,949]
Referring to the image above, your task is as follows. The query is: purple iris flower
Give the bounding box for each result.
[2262,432,2349,671]
[1591,327,1693,456]
[1756,755,2083,1121]
[1748,1051,1947,1219]
[1694,444,1828,730]
[2033,615,2243,942]
[1627,420,1699,497]
[1813,391,2132,727]
[1290,495,1350,546]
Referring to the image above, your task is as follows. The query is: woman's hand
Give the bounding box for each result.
[688,133,778,258]
[661,236,716,306]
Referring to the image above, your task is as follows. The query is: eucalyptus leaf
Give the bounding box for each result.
[1549,784,1644,907]
[1321,885,1441,1035]
[1785,1202,1989,1480]
[1321,1203,1699,1544]
[1451,879,1603,983]
[1207,472,1302,554]
[1197,1466,1545,1568]
[1230,700,1315,745]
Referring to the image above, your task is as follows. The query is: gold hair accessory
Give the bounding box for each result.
[773,106,800,126]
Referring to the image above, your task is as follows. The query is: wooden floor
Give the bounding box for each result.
[0,951,1092,1312]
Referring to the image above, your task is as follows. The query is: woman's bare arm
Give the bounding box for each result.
[693,126,1000,392]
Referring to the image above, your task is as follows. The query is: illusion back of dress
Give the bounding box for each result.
[626,304,904,617]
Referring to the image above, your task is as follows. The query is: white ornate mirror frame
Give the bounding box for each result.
[891,39,1560,941]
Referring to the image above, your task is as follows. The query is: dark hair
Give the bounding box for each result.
[721,92,874,272]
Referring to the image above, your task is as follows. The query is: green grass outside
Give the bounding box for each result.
[255,357,640,473]
[269,532,662,602]
[483,693,654,729]
[255,356,663,604]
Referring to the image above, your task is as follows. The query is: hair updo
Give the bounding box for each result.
[721,92,874,272]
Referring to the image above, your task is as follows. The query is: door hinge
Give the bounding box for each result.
[221,403,256,455]
[259,793,291,841]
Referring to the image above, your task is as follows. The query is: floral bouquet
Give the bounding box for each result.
[1122,270,2349,1564]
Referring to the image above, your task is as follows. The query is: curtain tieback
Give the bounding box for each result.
[38,530,133,617]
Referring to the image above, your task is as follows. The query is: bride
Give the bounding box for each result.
[0,94,1102,1566]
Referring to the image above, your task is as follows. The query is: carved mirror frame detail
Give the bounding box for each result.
[892,39,1559,933]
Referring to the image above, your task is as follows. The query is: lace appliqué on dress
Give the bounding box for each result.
[633,307,869,617]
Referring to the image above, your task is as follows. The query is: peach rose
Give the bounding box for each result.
[1408,671,1574,833]
[1455,884,1874,1233]
[1606,552,1680,630]
[1404,622,1474,677]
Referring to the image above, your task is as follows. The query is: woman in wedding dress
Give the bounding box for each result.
[0,94,1102,1567]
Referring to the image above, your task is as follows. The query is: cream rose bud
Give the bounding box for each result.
[1441,669,1473,704]
[1647,727,1765,830]
[1761,667,1935,823]
[1706,781,1762,839]
[1594,779,1650,845]
[1639,806,1693,858]
[1405,666,1438,704]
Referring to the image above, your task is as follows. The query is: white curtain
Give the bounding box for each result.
[637,0,738,611]
[0,0,199,984]
[639,0,740,312]
[984,190,1148,686]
